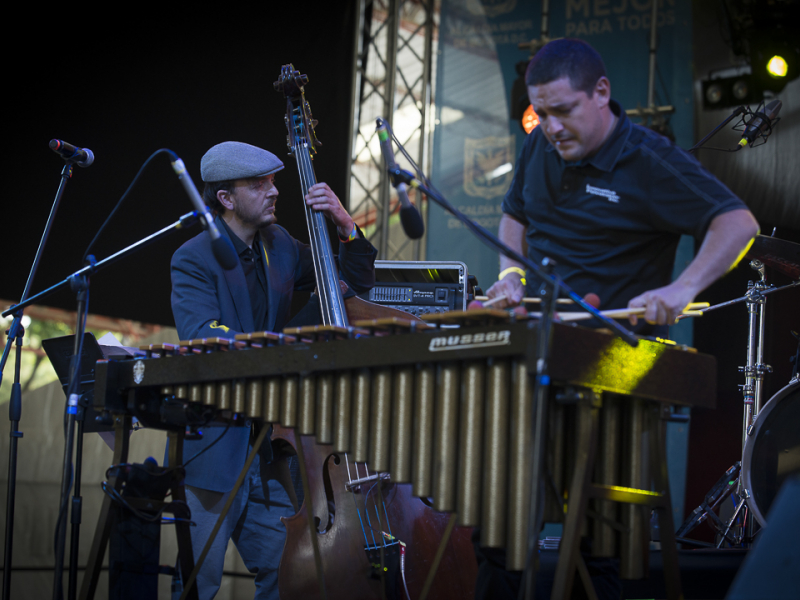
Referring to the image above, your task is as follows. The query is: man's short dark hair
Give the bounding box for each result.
[525,38,607,96]
[203,180,235,215]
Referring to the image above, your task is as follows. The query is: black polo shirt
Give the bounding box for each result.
[219,218,269,332]
[502,99,748,313]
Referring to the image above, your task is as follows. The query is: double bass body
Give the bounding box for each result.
[274,425,477,600]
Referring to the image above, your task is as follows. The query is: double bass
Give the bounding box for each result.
[271,65,477,599]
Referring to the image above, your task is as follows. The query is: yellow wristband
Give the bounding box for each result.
[498,266,526,285]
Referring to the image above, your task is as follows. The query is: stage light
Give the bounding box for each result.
[702,74,759,109]
[749,35,798,93]
[707,4,799,107]
[767,55,788,78]
[522,104,539,134]
[732,78,750,101]
[705,83,723,105]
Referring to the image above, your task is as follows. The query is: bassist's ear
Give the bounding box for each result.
[217,189,235,212]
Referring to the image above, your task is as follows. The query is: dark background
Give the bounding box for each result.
[4,7,357,325]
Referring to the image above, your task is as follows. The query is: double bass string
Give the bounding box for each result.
[292,115,341,325]
[367,481,390,594]
[365,469,400,558]
[368,477,398,546]
[346,454,373,549]
[346,458,399,556]
[294,132,327,312]
[293,133,324,284]
[357,465,381,550]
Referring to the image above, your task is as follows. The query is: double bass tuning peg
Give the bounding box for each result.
[293,70,308,85]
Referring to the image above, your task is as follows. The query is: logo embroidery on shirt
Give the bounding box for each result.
[586,184,620,203]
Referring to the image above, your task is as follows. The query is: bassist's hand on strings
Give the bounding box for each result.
[305,182,356,240]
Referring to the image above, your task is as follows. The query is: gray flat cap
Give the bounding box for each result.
[200,141,284,182]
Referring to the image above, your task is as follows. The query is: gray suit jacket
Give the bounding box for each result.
[169,215,376,491]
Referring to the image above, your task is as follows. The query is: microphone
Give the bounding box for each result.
[170,156,238,270]
[49,139,95,167]
[375,118,425,239]
[739,99,782,147]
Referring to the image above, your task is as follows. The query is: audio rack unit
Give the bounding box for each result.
[358,260,469,318]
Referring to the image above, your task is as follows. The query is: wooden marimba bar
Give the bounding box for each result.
[93,310,715,580]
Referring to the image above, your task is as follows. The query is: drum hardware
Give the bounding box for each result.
[719,488,751,546]
[678,241,800,546]
[741,378,800,528]
[675,463,741,547]
[745,234,800,281]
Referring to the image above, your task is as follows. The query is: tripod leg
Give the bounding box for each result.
[168,431,198,600]
[717,494,747,548]
[676,462,740,541]
[79,415,131,600]
[649,405,682,600]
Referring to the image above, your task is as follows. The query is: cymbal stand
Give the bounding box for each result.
[719,259,771,546]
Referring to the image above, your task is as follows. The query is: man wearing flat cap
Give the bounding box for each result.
[170,141,377,599]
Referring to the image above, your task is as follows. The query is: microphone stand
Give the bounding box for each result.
[2,158,79,600]
[2,211,200,600]
[53,273,90,600]
[384,165,638,599]
[688,105,746,154]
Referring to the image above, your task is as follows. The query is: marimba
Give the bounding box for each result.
[89,312,715,599]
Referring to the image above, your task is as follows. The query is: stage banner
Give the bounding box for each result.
[427,0,693,295]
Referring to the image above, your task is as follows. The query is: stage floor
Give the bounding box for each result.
[536,547,748,600]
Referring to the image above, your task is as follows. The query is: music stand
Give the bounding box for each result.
[42,332,122,433]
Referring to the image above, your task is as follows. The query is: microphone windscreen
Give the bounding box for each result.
[211,236,238,270]
[765,99,782,119]
[400,204,425,239]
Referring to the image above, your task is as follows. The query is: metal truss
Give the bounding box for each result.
[346,0,439,261]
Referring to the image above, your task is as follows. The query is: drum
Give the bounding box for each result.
[742,378,800,526]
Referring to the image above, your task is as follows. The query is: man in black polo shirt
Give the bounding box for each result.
[479,38,758,599]
[486,39,758,330]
